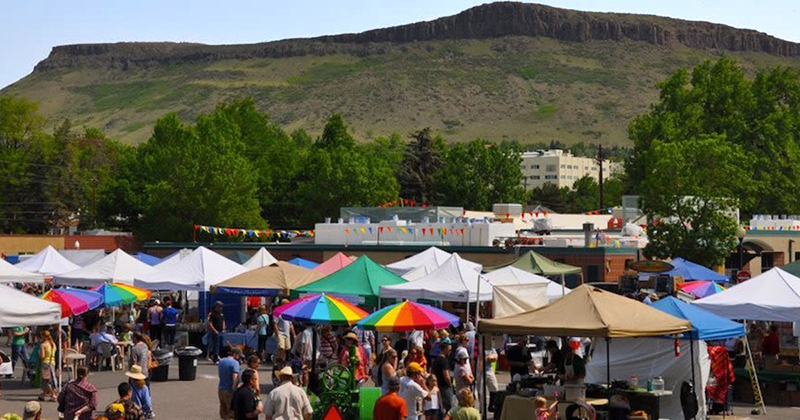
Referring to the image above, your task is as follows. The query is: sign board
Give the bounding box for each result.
[628,260,674,273]
[737,270,752,282]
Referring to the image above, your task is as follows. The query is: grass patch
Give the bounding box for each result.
[121,121,147,133]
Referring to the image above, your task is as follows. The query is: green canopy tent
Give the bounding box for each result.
[486,250,582,296]
[295,255,407,308]
[780,259,800,278]
[225,251,252,264]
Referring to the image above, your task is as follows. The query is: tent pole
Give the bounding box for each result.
[689,335,696,385]
[606,337,611,391]
[561,274,566,297]
[312,326,317,372]
[480,334,487,419]
[58,322,63,391]
[744,336,767,414]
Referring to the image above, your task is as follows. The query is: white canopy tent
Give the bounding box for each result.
[380,253,492,302]
[16,245,81,277]
[694,267,800,322]
[135,246,247,291]
[58,249,106,267]
[386,246,482,277]
[242,247,279,270]
[54,249,160,287]
[587,338,710,420]
[483,266,570,302]
[492,283,549,317]
[0,284,61,327]
[154,248,193,269]
[0,258,45,283]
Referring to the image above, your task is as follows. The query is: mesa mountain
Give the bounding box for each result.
[4,1,800,145]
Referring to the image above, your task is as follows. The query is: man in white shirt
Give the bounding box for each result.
[399,362,428,420]
[264,366,313,420]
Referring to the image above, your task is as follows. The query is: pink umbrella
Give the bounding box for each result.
[313,252,355,276]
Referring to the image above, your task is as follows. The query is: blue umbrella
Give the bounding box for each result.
[661,258,729,282]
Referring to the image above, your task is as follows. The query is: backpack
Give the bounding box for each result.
[680,380,699,420]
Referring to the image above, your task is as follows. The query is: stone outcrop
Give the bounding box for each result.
[34,2,800,72]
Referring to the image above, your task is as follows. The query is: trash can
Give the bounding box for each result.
[150,349,173,382]
[175,346,203,381]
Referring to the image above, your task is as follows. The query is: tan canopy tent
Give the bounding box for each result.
[211,261,323,296]
[486,250,582,276]
[479,284,691,337]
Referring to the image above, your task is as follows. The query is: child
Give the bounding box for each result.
[131,378,154,419]
[535,396,558,420]
[423,375,441,420]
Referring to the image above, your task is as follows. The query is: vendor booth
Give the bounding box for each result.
[379,253,491,302]
[695,267,800,409]
[484,266,570,303]
[242,247,279,270]
[479,285,691,420]
[212,261,323,296]
[0,258,45,283]
[296,255,406,307]
[54,249,159,287]
[16,245,81,276]
[485,250,582,291]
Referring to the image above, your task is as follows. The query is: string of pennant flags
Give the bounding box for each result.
[378,198,429,208]
[747,225,800,231]
[584,206,622,215]
[343,226,467,236]
[193,224,314,239]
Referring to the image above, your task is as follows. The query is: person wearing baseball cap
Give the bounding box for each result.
[399,362,429,420]
[263,366,313,420]
[338,331,369,383]
[373,376,406,420]
[207,300,226,363]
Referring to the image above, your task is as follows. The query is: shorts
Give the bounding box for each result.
[486,370,499,392]
[218,390,233,420]
[278,334,291,351]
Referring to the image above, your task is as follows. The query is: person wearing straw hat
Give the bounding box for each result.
[338,331,369,384]
[106,382,144,420]
[125,366,153,419]
[263,366,313,420]
[21,401,43,420]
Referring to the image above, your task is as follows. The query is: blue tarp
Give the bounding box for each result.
[133,252,163,266]
[287,257,318,269]
[651,296,745,340]
[661,257,729,282]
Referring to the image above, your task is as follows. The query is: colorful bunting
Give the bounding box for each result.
[194,224,314,239]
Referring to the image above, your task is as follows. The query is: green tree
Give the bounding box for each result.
[640,137,754,266]
[0,96,49,233]
[435,140,526,210]
[398,128,445,204]
[296,114,399,226]
[628,57,800,216]
[136,113,265,241]
[529,182,568,213]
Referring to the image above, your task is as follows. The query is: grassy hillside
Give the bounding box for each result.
[4,36,800,145]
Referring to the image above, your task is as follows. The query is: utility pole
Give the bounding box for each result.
[597,145,604,209]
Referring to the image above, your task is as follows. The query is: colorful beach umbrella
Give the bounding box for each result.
[679,280,726,299]
[356,301,460,332]
[273,293,368,325]
[41,288,103,317]
[91,282,152,307]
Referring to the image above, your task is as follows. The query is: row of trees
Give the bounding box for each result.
[9,97,624,241]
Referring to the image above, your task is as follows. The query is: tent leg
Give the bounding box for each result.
[480,334,487,419]
[312,327,318,372]
[606,337,611,391]
[744,337,767,415]
[561,274,566,297]
[690,336,696,388]
[58,323,62,391]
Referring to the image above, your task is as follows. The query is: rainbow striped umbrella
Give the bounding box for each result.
[679,280,726,299]
[91,283,152,307]
[41,288,103,317]
[273,294,368,325]
[356,301,460,332]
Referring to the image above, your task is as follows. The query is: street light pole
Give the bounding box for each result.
[735,226,747,283]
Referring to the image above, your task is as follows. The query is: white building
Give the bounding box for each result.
[520,149,621,189]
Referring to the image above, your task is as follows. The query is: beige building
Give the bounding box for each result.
[520,150,620,189]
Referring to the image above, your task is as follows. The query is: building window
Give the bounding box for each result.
[762,253,775,272]
[520,165,526,169]
[545,175,557,180]
[584,166,589,170]
[532,175,540,180]
[561,164,566,169]
[587,265,601,282]
[546,164,557,172]
[532,164,540,169]
[561,175,566,179]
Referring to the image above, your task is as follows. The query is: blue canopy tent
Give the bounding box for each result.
[287,257,319,269]
[133,252,163,266]
[660,257,729,283]
[651,296,745,340]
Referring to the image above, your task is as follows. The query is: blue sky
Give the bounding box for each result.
[1,0,799,89]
